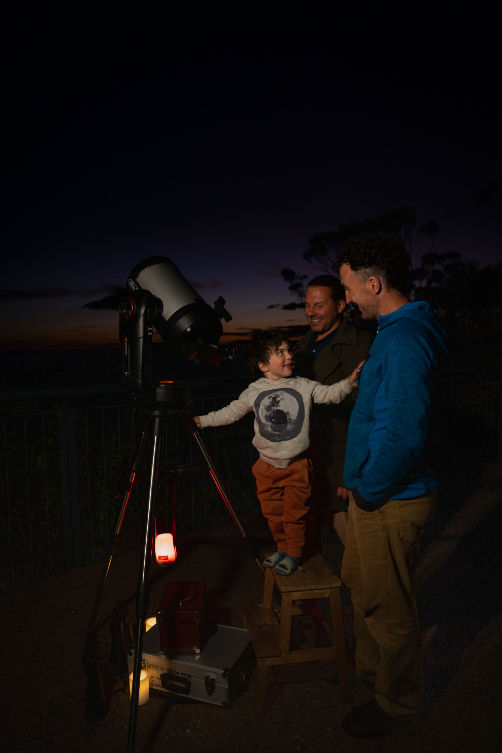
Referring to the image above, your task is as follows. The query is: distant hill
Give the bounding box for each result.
[0,344,250,392]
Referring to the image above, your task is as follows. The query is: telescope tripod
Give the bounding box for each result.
[85,402,264,753]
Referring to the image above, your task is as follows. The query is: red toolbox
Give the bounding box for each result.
[156,581,206,654]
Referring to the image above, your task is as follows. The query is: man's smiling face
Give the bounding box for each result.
[304,285,345,336]
[339,263,379,320]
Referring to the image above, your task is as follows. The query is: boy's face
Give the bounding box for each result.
[258,341,295,381]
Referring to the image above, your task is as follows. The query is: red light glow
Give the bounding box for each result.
[155,533,177,564]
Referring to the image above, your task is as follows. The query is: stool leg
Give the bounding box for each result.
[279,592,293,654]
[330,588,351,704]
[254,659,269,714]
[262,568,274,608]
[311,614,322,648]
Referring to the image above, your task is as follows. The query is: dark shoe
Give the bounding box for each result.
[341,698,403,739]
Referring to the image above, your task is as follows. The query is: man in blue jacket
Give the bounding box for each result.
[336,235,447,739]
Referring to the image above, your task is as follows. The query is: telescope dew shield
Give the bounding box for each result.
[127,256,223,357]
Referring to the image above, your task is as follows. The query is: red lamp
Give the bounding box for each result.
[155,533,177,565]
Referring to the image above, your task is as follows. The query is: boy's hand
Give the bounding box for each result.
[349,360,366,387]
[192,415,201,429]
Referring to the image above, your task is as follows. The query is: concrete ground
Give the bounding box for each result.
[1,512,501,753]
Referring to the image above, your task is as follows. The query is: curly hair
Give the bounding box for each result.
[247,329,291,380]
[334,234,411,295]
[307,274,345,303]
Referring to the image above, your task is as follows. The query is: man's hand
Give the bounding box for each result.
[192,415,201,429]
[337,486,350,503]
[348,360,366,387]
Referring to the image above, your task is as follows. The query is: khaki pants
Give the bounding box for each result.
[333,510,349,546]
[252,457,312,558]
[342,491,436,719]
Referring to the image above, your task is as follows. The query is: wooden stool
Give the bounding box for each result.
[243,552,351,714]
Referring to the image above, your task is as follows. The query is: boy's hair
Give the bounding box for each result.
[247,329,291,380]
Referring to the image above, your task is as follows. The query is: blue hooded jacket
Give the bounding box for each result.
[343,301,447,509]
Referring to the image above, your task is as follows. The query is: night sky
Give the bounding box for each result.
[3,2,501,350]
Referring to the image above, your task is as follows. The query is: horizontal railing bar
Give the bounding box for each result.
[0,395,241,421]
[0,384,122,401]
[0,376,251,403]
[1,369,499,404]
[441,367,502,372]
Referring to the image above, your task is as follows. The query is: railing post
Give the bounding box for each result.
[59,400,83,569]
[498,376,502,461]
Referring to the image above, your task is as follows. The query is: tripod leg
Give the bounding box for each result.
[188,425,265,575]
[87,421,150,634]
[127,414,163,753]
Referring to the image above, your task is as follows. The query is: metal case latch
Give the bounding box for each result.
[205,674,216,696]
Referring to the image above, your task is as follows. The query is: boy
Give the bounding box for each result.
[193,329,363,575]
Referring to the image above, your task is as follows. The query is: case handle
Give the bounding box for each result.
[179,585,196,604]
[160,672,191,695]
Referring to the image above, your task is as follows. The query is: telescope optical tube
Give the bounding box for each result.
[126,256,224,357]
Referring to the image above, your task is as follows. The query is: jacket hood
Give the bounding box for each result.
[378,301,448,355]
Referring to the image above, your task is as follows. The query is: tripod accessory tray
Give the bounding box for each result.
[156,581,206,654]
[128,623,256,708]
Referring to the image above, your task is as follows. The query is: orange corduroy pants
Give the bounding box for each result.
[252,457,312,558]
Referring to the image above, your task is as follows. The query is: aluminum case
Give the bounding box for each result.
[128,623,256,708]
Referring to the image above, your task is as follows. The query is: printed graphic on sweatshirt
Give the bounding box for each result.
[254,388,305,442]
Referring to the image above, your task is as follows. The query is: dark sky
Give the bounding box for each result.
[3,2,501,349]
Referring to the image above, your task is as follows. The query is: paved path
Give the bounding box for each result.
[1,512,501,752]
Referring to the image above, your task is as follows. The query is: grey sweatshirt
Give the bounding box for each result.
[199,375,353,468]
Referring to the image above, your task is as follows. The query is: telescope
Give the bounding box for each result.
[118,255,245,403]
[84,256,258,753]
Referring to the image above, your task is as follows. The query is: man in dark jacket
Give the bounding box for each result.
[336,235,447,739]
[291,274,373,546]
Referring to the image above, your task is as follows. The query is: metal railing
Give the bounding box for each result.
[435,372,502,525]
[1,371,501,593]
[0,380,257,593]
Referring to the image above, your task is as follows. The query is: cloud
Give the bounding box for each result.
[221,327,254,343]
[229,325,310,339]
[276,324,310,337]
[254,264,285,278]
[82,287,128,310]
[0,285,112,302]
[267,302,304,310]
[188,279,223,290]
[82,278,223,310]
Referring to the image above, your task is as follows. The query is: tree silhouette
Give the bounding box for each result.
[281,205,439,301]
[412,252,502,365]
[281,207,502,365]
[476,178,502,235]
